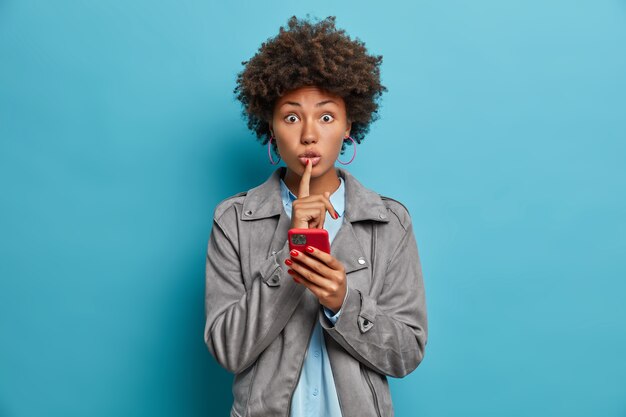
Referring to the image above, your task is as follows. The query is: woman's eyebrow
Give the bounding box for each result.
[315,100,337,107]
[280,100,338,108]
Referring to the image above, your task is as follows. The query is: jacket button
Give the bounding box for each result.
[379,213,386,219]
[357,257,365,265]
[245,210,253,216]
[270,275,279,284]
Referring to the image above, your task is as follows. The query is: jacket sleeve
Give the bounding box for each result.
[319,222,428,378]
[203,207,305,374]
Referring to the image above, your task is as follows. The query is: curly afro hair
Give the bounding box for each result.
[234,15,387,154]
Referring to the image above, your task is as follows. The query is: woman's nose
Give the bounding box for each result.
[301,121,318,144]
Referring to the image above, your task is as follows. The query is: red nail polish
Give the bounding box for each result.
[293,276,300,283]
[290,250,298,257]
[287,269,294,275]
[285,259,293,266]
[305,246,314,253]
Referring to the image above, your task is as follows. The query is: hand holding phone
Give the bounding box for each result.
[286,227,346,315]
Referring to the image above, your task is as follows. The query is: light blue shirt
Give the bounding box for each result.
[280,176,347,417]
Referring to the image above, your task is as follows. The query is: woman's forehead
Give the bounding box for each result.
[275,86,344,107]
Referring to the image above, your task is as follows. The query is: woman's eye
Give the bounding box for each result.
[285,114,299,123]
[321,114,334,122]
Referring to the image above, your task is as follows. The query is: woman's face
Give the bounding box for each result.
[270,86,351,178]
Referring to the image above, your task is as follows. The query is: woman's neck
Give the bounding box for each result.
[283,167,341,197]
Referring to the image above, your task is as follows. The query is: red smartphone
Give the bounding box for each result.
[288,228,331,254]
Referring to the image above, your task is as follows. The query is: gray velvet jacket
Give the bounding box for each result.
[204,167,428,417]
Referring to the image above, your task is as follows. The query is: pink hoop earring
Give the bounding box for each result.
[336,136,357,165]
[268,136,281,165]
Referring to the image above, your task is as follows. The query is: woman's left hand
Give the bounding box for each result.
[285,246,347,314]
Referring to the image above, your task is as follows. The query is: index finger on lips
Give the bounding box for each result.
[298,159,312,198]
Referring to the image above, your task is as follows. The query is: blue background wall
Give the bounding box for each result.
[1,1,625,416]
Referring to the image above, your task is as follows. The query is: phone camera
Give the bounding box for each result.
[291,234,307,245]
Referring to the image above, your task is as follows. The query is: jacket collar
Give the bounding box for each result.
[241,167,390,223]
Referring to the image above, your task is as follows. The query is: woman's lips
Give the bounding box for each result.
[298,156,321,166]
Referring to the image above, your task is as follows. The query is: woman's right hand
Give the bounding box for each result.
[290,160,338,229]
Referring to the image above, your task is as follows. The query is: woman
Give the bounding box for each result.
[204,16,428,417]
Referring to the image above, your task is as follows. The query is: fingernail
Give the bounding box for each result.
[333,213,338,219]
[287,269,295,275]
[285,259,293,266]
[305,246,314,253]
[293,276,300,283]
[290,249,299,257]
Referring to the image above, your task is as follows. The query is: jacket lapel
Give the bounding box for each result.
[330,220,368,274]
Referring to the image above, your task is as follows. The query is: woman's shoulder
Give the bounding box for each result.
[212,191,248,222]
[378,194,413,232]
[212,168,284,223]
[340,168,413,230]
